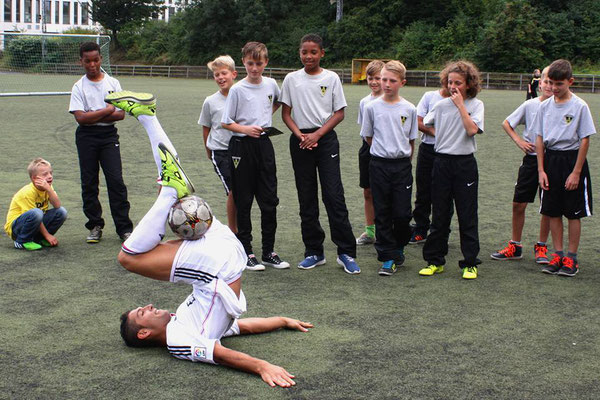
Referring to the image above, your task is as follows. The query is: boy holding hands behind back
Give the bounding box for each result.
[280,34,359,274]
[535,59,595,276]
[360,61,418,275]
[221,42,289,271]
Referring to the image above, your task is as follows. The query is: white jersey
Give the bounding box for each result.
[424,97,484,155]
[221,77,280,137]
[505,97,544,156]
[198,91,232,151]
[68,74,122,126]
[360,97,418,159]
[533,94,595,151]
[279,68,347,130]
[357,93,380,128]
[166,217,247,364]
[416,90,445,145]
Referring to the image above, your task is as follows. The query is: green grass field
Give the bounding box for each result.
[1,77,600,399]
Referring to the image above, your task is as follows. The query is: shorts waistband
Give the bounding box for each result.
[434,152,474,159]
[300,128,336,135]
[76,124,117,134]
[420,143,435,148]
[546,149,579,156]
[233,134,271,141]
[370,155,411,163]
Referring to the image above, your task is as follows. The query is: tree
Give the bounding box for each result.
[89,0,163,47]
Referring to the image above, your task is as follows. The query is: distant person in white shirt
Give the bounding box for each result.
[103,91,313,388]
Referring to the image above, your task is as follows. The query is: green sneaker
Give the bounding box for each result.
[14,241,42,251]
[419,264,444,276]
[39,239,52,247]
[158,143,195,198]
[462,266,478,280]
[105,91,156,118]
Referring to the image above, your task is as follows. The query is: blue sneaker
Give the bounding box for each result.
[378,260,397,276]
[297,254,326,270]
[337,254,361,275]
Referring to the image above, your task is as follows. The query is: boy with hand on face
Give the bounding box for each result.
[69,42,133,244]
[280,34,359,275]
[221,42,289,271]
[5,158,67,250]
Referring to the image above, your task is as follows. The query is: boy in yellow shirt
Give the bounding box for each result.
[5,158,67,250]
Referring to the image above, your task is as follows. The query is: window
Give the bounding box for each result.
[4,0,12,22]
[62,0,69,24]
[25,0,31,22]
[43,0,50,23]
[53,0,58,24]
[81,2,88,24]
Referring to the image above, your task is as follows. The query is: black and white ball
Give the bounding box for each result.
[168,195,213,240]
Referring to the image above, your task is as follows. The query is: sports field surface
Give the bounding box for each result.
[1,77,599,399]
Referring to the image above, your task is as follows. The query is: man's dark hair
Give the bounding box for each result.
[300,34,323,50]
[120,310,156,348]
[548,59,573,81]
[79,42,101,58]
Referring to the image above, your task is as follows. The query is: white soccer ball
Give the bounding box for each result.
[167,195,213,240]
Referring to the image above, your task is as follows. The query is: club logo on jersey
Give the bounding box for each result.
[232,156,241,169]
[186,294,196,307]
[565,115,574,124]
[36,202,44,208]
[401,116,407,125]
[320,86,328,96]
[193,346,206,359]
[268,94,273,105]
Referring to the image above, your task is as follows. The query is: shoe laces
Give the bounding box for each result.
[561,257,576,269]
[535,244,548,258]
[414,234,424,241]
[382,260,394,269]
[499,242,517,256]
[549,254,562,266]
[465,266,477,273]
[340,254,355,263]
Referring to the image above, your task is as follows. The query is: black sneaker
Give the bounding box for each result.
[246,254,265,271]
[541,253,562,275]
[119,232,132,242]
[262,252,290,269]
[86,226,102,243]
[557,256,579,277]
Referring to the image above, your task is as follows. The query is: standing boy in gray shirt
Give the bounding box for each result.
[535,59,595,277]
[360,61,418,276]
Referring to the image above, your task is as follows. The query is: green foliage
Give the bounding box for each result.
[432,12,481,63]
[1,36,82,71]
[395,21,438,68]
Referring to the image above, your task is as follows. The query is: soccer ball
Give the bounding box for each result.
[168,195,213,240]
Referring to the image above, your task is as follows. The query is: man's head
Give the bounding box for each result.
[120,304,171,348]
[539,66,553,99]
[365,60,385,96]
[547,59,574,99]
[28,158,53,185]
[440,60,481,99]
[79,42,102,80]
[208,55,237,92]
[299,34,325,73]
[533,68,541,78]
[241,42,268,83]
[381,61,407,97]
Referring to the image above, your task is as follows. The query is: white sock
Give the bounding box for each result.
[122,187,178,254]
[137,114,178,177]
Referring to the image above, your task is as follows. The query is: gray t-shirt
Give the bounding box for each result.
[357,93,379,127]
[199,91,232,151]
[416,90,445,145]
[221,77,280,137]
[505,97,543,156]
[68,74,122,126]
[360,97,418,159]
[424,97,484,155]
[279,68,347,130]
[533,94,596,151]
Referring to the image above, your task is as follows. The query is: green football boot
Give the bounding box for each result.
[104,91,156,118]
[158,143,195,198]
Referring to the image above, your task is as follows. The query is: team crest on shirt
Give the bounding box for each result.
[268,94,273,105]
[401,116,407,126]
[565,115,574,124]
[36,202,44,208]
[232,156,241,169]
[320,86,328,96]
[193,346,206,359]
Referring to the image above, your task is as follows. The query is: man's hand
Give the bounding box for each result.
[539,171,549,191]
[258,361,296,387]
[450,89,465,108]
[44,234,58,246]
[565,172,580,191]
[242,125,264,138]
[299,133,321,150]
[34,177,51,192]
[283,318,313,332]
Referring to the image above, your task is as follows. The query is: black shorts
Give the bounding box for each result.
[358,140,371,189]
[540,149,593,219]
[513,155,539,203]
[211,149,232,195]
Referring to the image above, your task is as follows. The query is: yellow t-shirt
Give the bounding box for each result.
[4,183,52,238]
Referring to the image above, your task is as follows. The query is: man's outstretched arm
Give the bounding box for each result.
[213,343,296,387]
[237,317,313,334]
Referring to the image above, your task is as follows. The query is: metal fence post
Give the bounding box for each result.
[519,74,522,91]
[593,76,595,93]
[133,65,136,76]
[486,73,490,89]
[424,71,427,87]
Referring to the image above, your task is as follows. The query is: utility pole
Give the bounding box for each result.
[330,0,343,22]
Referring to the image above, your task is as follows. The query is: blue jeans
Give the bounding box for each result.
[12,207,68,243]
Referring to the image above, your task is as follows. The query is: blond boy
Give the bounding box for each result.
[5,158,67,250]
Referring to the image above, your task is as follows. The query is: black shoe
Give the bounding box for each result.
[246,254,265,271]
[557,256,578,277]
[261,252,290,269]
[541,253,562,275]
